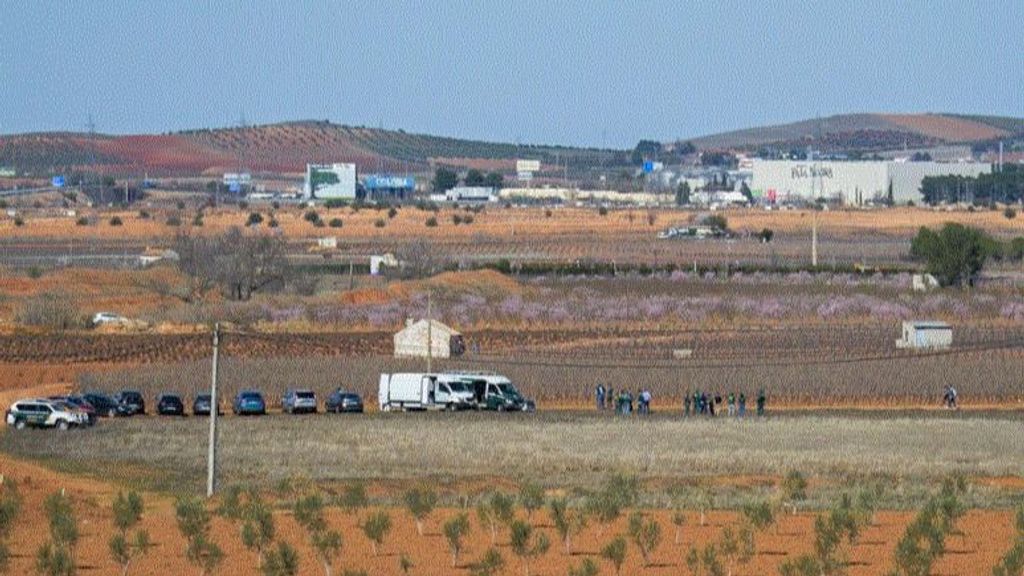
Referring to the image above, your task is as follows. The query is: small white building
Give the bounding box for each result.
[394,319,465,359]
[896,321,952,349]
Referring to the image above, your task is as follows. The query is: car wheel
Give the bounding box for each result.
[56,420,69,431]
[14,420,26,430]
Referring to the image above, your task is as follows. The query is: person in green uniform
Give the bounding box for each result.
[756,388,766,417]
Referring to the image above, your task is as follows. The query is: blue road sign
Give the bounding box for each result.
[643,161,654,173]
[52,176,65,188]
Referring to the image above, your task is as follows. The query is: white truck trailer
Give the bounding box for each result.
[378,373,475,411]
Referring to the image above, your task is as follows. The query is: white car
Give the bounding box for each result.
[91,312,128,326]
[5,399,85,430]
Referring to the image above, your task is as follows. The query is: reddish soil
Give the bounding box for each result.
[881,114,1009,142]
[0,449,1016,576]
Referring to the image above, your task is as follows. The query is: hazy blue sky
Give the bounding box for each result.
[1,1,1021,147]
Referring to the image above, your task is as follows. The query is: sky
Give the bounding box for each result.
[1,0,1021,147]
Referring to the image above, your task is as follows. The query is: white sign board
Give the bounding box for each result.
[516,160,541,172]
[517,171,533,181]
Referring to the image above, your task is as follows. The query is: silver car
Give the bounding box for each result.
[281,389,317,414]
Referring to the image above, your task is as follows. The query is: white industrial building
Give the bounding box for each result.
[896,321,952,350]
[750,160,991,205]
[304,163,357,200]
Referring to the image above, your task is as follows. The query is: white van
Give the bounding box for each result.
[378,373,475,411]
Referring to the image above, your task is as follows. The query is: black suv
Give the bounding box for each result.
[82,392,129,418]
[116,390,146,415]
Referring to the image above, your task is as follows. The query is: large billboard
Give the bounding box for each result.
[516,160,541,173]
[364,175,415,190]
[304,163,357,199]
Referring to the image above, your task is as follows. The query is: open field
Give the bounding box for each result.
[5,412,1024,499]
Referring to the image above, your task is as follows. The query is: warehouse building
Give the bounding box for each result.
[750,160,990,205]
[394,319,465,359]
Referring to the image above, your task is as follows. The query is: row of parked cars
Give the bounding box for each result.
[4,388,365,430]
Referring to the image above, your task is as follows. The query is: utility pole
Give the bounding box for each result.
[426,293,433,373]
[206,323,220,498]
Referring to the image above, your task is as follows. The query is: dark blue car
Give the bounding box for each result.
[232,391,266,416]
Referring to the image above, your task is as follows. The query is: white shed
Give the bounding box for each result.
[896,321,952,349]
[394,319,464,359]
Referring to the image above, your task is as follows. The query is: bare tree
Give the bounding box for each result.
[172,228,289,301]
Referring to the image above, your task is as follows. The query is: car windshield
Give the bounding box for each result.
[297,392,315,399]
[242,393,261,401]
[196,394,211,401]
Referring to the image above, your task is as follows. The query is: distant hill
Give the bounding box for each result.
[0,121,627,177]
[690,113,1024,153]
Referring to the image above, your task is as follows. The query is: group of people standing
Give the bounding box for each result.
[683,389,766,418]
[594,384,767,417]
[594,385,653,415]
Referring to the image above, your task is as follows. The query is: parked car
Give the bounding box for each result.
[82,392,130,418]
[192,393,222,416]
[48,395,97,425]
[282,389,317,414]
[5,399,85,430]
[91,312,129,327]
[156,394,186,416]
[325,389,364,413]
[115,390,146,415]
[233,391,266,416]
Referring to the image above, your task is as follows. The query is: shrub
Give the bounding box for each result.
[261,541,299,576]
[1005,208,1017,220]
[544,209,552,218]
[165,215,182,227]
[468,548,504,576]
[362,511,391,556]
[600,536,627,576]
[519,483,544,522]
[27,266,43,279]
[247,212,264,226]
[328,218,343,228]
[586,474,639,534]
[37,492,78,576]
[75,216,89,226]
[598,206,608,216]
[463,215,474,225]
[388,207,398,219]
[108,530,150,576]
[702,214,728,230]
[17,292,82,330]
[374,218,386,228]
[312,219,325,228]
[109,216,123,226]
[192,214,204,227]
[403,488,437,536]
[549,497,587,555]
[781,470,808,515]
[759,228,775,243]
[271,201,281,210]
[112,492,144,534]
[425,216,438,227]
[303,210,320,223]
[238,201,249,210]
[267,218,279,228]
[176,201,186,210]
[175,497,223,576]
[671,508,686,544]
[647,211,657,226]
[13,217,24,227]
[452,214,463,225]
[338,483,367,518]
[568,558,599,576]
[241,495,275,569]
[324,198,346,209]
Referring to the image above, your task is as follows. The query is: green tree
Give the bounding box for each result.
[432,167,458,192]
[403,488,437,536]
[519,483,545,523]
[36,543,75,576]
[38,491,78,575]
[509,519,550,576]
[443,512,471,567]
[293,494,341,576]
[261,541,299,576]
[600,536,627,576]
[175,497,223,576]
[627,511,662,567]
[338,483,367,520]
[464,169,486,186]
[484,172,504,189]
[362,511,391,556]
[671,508,686,545]
[742,499,776,535]
[241,496,275,569]
[586,474,639,536]
[477,493,515,544]
[781,470,808,515]
[910,223,998,287]
[549,498,587,555]
[109,491,148,576]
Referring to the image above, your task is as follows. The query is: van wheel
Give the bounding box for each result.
[57,420,69,431]
[14,420,26,430]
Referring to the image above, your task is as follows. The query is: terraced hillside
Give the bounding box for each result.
[0,121,626,176]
